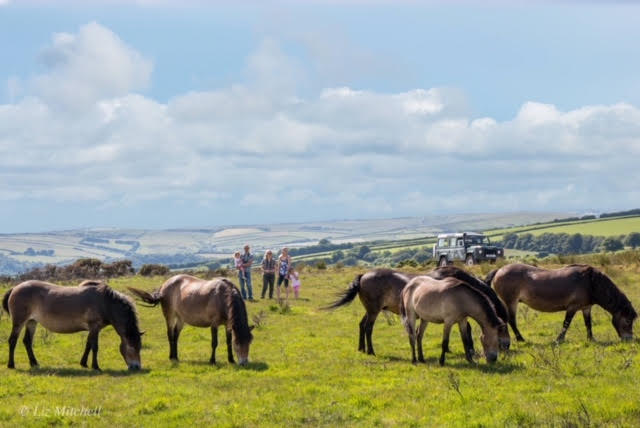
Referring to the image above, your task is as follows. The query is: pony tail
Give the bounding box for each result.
[2,288,13,316]
[127,287,162,306]
[485,269,499,287]
[322,274,362,310]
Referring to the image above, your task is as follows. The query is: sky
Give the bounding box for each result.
[1,1,640,233]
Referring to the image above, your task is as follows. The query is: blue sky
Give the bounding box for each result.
[1,1,640,232]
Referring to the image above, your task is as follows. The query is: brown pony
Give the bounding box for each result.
[324,266,508,355]
[400,275,504,365]
[128,274,253,366]
[323,269,410,355]
[486,263,637,342]
[2,280,143,370]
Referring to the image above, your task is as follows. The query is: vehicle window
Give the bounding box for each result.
[465,236,486,245]
[438,238,446,247]
[450,238,457,246]
[456,239,464,246]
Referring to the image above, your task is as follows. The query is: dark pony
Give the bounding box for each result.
[323,269,410,355]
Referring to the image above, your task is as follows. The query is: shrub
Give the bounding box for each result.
[139,264,170,276]
[315,261,327,270]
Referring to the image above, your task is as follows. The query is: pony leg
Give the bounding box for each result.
[81,328,99,368]
[22,320,39,368]
[402,310,417,364]
[459,319,474,363]
[416,320,428,363]
[556,309,577,343]
[226,329,235,364]
[358,314,367,352]
[80,335,91,368]
[210,326,218,365]
[440,322,454,366]
[90,331,101,370]
[166,319,183,361]
[465,322,475,355]
[8,322,25,369]
[365,312,379,356]
[507,302,525,342]
[582,307,594,341]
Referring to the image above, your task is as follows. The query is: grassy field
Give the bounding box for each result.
[1,262,640,427]
[486,216,640,241]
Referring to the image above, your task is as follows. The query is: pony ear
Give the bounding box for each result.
[249,325,255,331]
[139,331,146,336]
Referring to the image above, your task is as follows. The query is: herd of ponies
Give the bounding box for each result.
[1,262,637,371]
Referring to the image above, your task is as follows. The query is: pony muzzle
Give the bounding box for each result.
[486,352,498,363]
[128,361,141,371]
[499,338,511,351]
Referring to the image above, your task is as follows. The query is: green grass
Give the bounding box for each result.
[1,265,640,426]
[486,215,640,241]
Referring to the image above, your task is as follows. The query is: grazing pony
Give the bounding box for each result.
[486,263,637,342]
[400,275,504,365]
[3,280,143,370]
[128,275,253,365]
[428,266,511,351]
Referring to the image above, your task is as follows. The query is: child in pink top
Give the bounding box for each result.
[234,251,245,281]
[289,268,301,299]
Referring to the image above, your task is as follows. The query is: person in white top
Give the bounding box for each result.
[289,267,301,300]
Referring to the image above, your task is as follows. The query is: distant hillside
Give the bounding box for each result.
[0,211,568,275]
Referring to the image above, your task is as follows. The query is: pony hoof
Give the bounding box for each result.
[92,366,101,371]
[80,362,88,368]
[516,337,525,342]
[8,363,15,369]
[418,358,425,363]
[209,359,216,365]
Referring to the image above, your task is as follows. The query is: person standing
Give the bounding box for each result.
[261,249,276,299]
[277,247,292,301]
[239,244,254,300]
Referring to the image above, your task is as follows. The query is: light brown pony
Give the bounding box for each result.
[400,276,504,365]
[128,274,253,366]
[487,263,637,342]
[2,280,143,370]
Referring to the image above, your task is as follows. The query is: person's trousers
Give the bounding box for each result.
[262,273,275,298]
[239,270,253,299]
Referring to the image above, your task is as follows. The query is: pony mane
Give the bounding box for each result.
[458,281,504,328]
[79,280,104,287]
[588,267,638,320]
[101,285,142,345]
[221,279,253,345]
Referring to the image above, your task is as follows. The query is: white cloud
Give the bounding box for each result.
[2,23,640,229]
[32,22,152,111]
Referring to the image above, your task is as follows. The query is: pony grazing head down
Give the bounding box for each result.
[589,267,637,341]
[225,281,254,366]
[103,285,144,370]
[612,308,637,341]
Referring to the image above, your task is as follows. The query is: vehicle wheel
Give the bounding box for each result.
[465,255,475,266]
[439,257,448,267]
